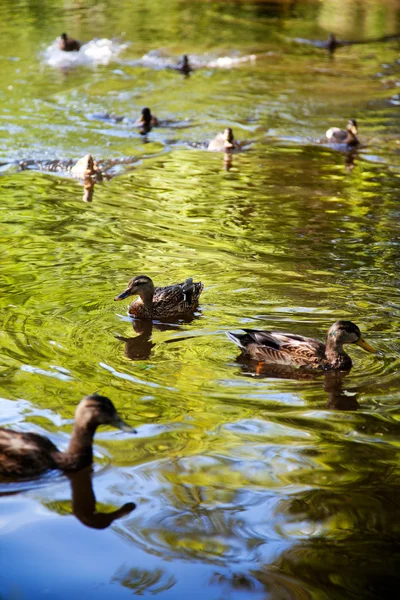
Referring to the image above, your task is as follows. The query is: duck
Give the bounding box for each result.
[228,320,376,371]
[0,394,136,479]
[71,154,102,181]
[326,119,359,146]
[114,274,204,319]
[208,128,238,151]
[177,54,192,76]
[59,32,81,52]
[135,107,159,135]
[69,467,135,529]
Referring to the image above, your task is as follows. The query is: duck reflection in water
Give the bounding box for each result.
[68,467,135,530]
[344,148,358,171]
[115,319,188,361]
[235,356,359,410]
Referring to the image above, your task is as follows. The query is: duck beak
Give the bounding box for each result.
[114,288,132,301]
[355,337,376,354]
[112,416,137,433]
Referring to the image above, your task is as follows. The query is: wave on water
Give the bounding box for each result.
[126,49,256,70]
[43,38,127,68]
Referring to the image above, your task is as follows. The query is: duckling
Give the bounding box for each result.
[59,32,81,52]
[135,107,159,135]
[326,119,359,146]
[228,320,376,371]
[114,274,204,319]
[177,54,192,76]
[208,128,238,152]
[0,394,136,479]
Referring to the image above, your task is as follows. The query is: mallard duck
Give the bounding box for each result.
[326,119,359,146]
[0,394,136,479]
[114,274,204,319]
[208,128,238,151]
[228,320,376,371]
[135,107,159,135]
[59,33,81,52]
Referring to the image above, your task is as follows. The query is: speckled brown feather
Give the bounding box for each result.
[228,329,353,371]
[129,281,204,319]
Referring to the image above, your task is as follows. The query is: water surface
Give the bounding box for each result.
[1,1,400,598]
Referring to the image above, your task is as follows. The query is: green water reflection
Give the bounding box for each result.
[0,0,400,598]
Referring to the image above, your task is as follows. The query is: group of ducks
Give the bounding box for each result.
[0,271,376,480]
[0,34,369,482]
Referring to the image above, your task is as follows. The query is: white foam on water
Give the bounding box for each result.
[206,54,257,68]
[43,37,127,68]
[127,49,257,70]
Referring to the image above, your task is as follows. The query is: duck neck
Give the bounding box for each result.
[325,337,352,369]
[57,421,96,471]
[345,130,359,146]
[138,286,155,313]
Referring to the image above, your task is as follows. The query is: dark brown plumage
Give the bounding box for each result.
[177,55,192,75]
[59,33,81,52]
[228,321,376,371]
[135,107,159,135]
[0,394,136,479]
[114,274,204,319]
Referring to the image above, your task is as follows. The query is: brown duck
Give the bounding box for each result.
[114,274,203,319]
[326,119,359,146]
[208,128,238,151]
[59,33,81,52]
[228,320,376,371]
[0,394,136,479]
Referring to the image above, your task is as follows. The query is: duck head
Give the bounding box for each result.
[224,128,235,148]
[141,107,152,125]
[76,394,136,433]
[114,275,155,301]
[346,119,358,136]
[326,320,375,352]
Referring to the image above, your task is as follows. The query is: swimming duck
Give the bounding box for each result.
[135,107,159,135]
[208,128,238,152]
[177,54,192,76]
[228,320,376,371]
[114,274,204,319]
[71,154,102,181]
[59,32,81,52]
[326,119,359,146]
[0,394,136,479]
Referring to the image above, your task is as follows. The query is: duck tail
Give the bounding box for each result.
[226,331,245,348]
[182,277,194,305]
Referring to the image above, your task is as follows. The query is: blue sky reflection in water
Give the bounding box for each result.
[0,0,400,598]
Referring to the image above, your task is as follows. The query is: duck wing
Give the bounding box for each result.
[152,280,203,317]
[326,127,348,143]
[0,429,58,478]
[228,329,325,367]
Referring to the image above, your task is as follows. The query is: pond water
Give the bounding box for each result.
[1,0,400,598]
